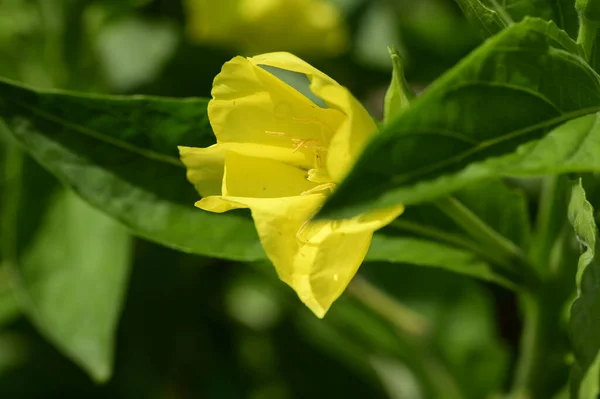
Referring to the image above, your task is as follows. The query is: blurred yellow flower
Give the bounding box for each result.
[179,52,403,317]
[185,0,348,55]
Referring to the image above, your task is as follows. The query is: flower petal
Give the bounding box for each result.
[222,151,317,197]
[326,204,405,235]
[179,142,314,198]
[294,226,373,318]
[249,52,378,182]
[315,81,378,182]
[291,204,404,317]
[249,52,339,87]
[179,145,224,197]
[195,194,329,306]
[209,56,343,160]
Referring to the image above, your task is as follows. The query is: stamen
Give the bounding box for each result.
[301,183,336,196]
[265,130,289,137]
[264,125,329,172]
[291,138,327,153]
[292,139,309,153]
[295,219,310,242]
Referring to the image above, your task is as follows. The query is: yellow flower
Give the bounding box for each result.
[185,0,348,56]
[179,52,404,317]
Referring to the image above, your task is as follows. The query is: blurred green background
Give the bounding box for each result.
[0,0,517,398]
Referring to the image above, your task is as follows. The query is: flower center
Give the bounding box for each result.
[265,113,336,190]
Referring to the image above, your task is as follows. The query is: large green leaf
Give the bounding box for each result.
[503,0,579,38]
[0,77,265,261]
[366,235,504,285]
[12,189,132,382]
[319,19,600,219]
[457,0,579,39]
[568,180,600,398]
[1,129,133,381]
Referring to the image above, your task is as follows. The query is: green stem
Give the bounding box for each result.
[530,176,570,275]
[578,15,598,61]
[0,127,24,267]
[435,197,522,259]
[391,219,513,270]
[349,276,465,399]
[435,197,540,288]
[510,288,567,398]
[348,276,429,337]
[511,293,544,395]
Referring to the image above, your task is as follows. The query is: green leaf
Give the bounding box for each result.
[454,0,508,38]
[365,235,508,286]
[457,0,579,39]
[570,181,597,286]
[1,129,134,381]
[10,189,132,382]
[0,77,265,261]
[0,270,19,327]
[319,19,600,219]
[568,179,600,398]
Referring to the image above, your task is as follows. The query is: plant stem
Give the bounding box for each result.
[436,197,521,259]
[348,276,429,337]
[578,15,598,61]
[0,126,24,268]
[435,197,540,288]
[510,288,568,398]
[511,293,544,395]
[348,275,465,399]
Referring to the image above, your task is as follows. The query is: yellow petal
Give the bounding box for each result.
[195,192,403,318]
[208,56,344,169]
[294,225,373,318]
[179,145,224,197]
[316,81,378,182]
[195,194,327,292]
[222,151,317,197]
[291,204,404,317]
[249,52,378,182]
[325,204,405,235]
[249,52,340,88]
[179,142,313,198]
